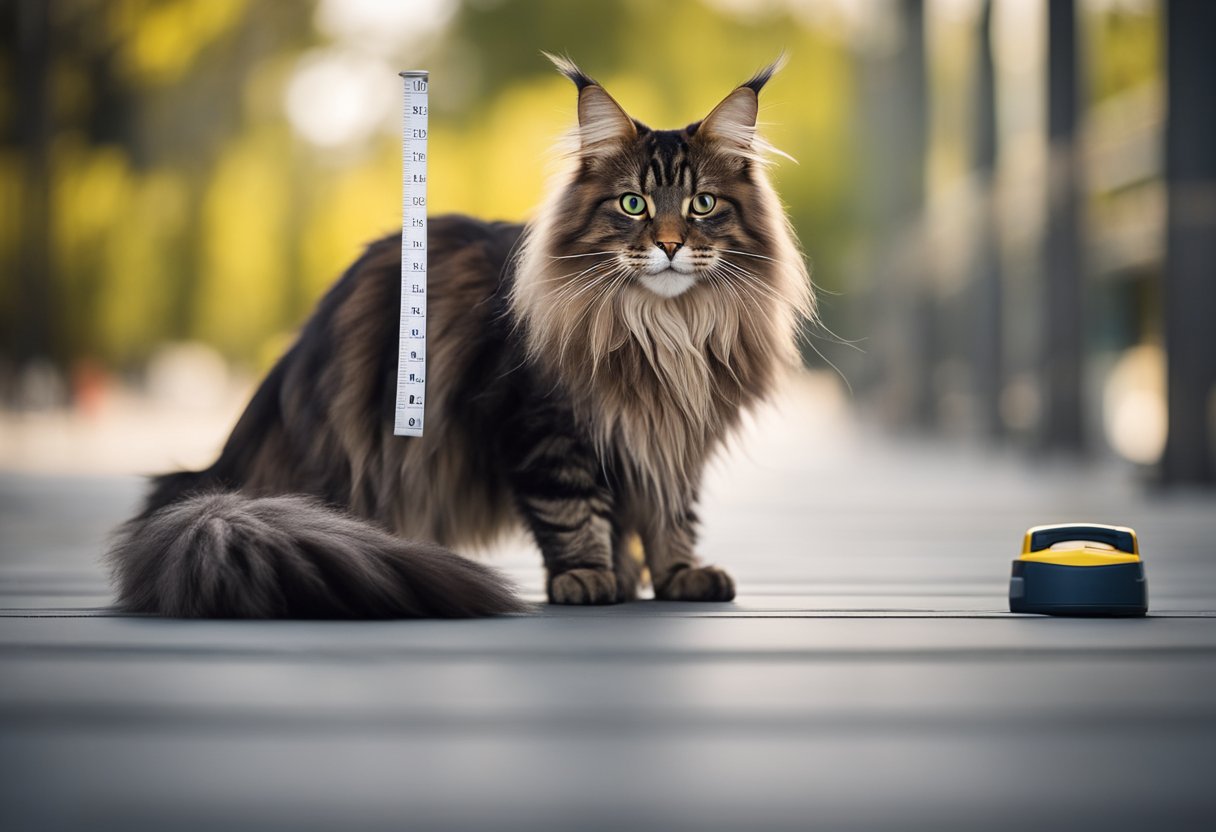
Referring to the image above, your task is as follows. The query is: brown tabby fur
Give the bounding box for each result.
[105,56,812,618]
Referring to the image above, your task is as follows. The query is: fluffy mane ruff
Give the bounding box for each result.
[511,161,813,515]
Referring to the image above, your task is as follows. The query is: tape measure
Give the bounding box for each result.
[395,70,428,437]
[1009,523,1148,616]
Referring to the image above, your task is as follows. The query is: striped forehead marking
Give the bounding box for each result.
[641,130,693,191]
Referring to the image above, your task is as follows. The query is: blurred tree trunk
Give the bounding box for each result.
[860,0,932,428]
[971,0,1002,440]
[1042,0,1085,452]
[12,0,56,375]
[900,0,934,431]
[1161,0,1216,485]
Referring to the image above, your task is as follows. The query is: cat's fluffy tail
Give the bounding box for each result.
[107,492,527,619]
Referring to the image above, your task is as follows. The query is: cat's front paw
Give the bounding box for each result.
[655,566,736,602]
[548,568,619,605]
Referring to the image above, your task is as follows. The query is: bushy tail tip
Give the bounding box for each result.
[107,492,528,619]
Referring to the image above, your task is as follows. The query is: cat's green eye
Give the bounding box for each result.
[619,193,647,217]
[690,193,717,215]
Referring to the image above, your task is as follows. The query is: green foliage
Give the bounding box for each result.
[1087,3,1160,103]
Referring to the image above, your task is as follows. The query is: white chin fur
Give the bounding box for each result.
[638,271,697,298]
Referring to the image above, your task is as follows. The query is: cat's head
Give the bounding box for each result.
[513,54,812,379]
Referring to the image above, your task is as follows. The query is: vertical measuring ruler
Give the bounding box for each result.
[395,70,428,437]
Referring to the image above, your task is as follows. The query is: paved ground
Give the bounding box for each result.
[2,383,1215,831]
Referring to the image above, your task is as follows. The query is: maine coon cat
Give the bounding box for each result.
[107,56,813,618]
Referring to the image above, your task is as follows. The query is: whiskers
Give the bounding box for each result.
[535,256,634,366]
[710,253,856,394]
[716,247,780,264]
[546,250,619,260]
[547,259,627,303]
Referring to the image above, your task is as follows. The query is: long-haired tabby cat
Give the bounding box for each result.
[108,55,812,618]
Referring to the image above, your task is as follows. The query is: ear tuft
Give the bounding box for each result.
[698,55,786,151]
[741,53,787,95]
[544,52,636,152]
[543,51,597,92]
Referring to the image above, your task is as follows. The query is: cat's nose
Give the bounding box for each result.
[655,240,683,260]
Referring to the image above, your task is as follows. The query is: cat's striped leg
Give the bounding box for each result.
[643,505,735,603]
[510,429,618,605]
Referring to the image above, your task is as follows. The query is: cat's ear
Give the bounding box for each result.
[543,52,637,153]
[577,86,637,150]
[698,56,784,151]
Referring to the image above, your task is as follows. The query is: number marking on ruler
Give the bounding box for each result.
[395,70,428,437]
